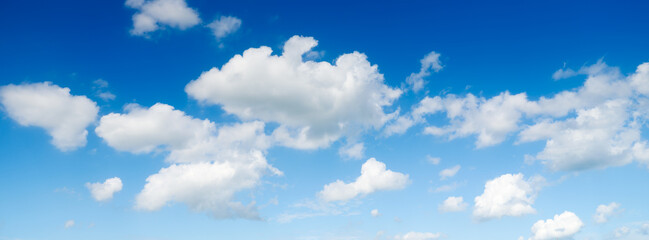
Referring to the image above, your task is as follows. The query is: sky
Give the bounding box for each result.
[1,0,649,239]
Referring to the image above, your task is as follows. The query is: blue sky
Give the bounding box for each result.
[1,1,649,239]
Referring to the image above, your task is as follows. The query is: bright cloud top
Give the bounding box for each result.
[318,158,409,202]
[125,0,201,36]
[529,211,584,240]
[96,103,281,219]
[86,177,123,202]
[0,82,98,151]
[185,35,402,150]
[473,173,544,220]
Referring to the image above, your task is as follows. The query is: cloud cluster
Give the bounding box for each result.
[0,82,98,151]
[86,177,123,202]
[529,211,583,240]
[473,173,544,220]
[318,158,409,202]
[383,96,443,136]
[186,35,402,150]
[391,60,649,171]
[125,0,201,36]
[96,103,280,219]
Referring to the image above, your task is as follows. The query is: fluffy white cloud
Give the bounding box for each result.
[424,92,534,148]
[395,232,442,240]
[64,220,75,228]
[529,211,583,240]
[371,209,381,217]
[439,165,460,180]
[593,202,621,223]
[473,173,544,220]
[520,100,639,171]
[125,0,201,36]
[96,103,280,219]
[438,196,467,212]
[135,155,275,219]
[86,177,123,202]
[406,51,443,92]
[185,35,402,149]
[318,158,409,202]
[0,82,98,151]
[207,16,241,41]
[630,62,649,95]
[338,142,365,159]
[96,103,215,154]
[393,60,649,171]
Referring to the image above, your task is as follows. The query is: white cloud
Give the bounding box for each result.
[96,103,281,219]
[438,196,467,212]
[93,79,115,101]
[432,182,461,193]
[185,35,402,150]
[529,211,584,240]
[135,157,274,219]
[64,220,75,228]
[125,0,201,36]
[394,232,442,240]
[339,142,365,159]
[439,165,460,180]
[0,82,98,151]
[392,60,649,172]
[615,226,630,238]
[630,62,649,95]
[318,158,409,202]
[85,177,123,202]
[96,103,215,154]
[641,223,649,235]
[384,96,443,136]
[552,68,578,80]
[406,51,443,92]
[97,92,116,101]
[207,16,241,41]
[424,92,534,148]
[593,202,621,223]
[426,155,441,165]
[371,209,381,217]
[521,100,639,171]
[473,173,544,220]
